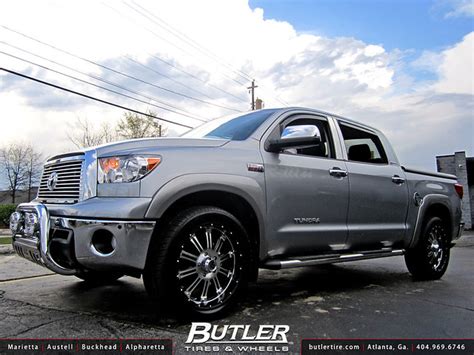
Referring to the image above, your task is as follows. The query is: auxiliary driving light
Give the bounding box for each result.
[24,212,39,237]
[9,212,22,234]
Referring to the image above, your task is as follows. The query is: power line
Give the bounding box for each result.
[1,25,244,113]
[0,50,207,123]
[113,1,248,88]
[125,56,216,101]
[147,53,249,103]
[102,2,248,103]
[0,41,207,122]
[124,1,290,107]
[130,0,252,83]
[0,67,193,129]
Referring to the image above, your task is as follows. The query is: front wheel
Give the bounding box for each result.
[143,206,249,319]
[405,216,450,280]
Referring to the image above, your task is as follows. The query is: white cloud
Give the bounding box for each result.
[444,0,474,18]
[0,0,472,183]
[434,32,474,94]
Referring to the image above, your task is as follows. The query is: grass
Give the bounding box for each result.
[0,237,12,245]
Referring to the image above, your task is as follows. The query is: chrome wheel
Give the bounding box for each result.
[426,223,448,271]
[176,223,239,310]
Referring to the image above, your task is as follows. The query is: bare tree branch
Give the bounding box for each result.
[0,143,42,203]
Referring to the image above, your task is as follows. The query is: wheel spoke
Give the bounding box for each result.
[190,234,204,253]
[177,267,197,279]
[201,280,210,301]
[180,250,198,263]
[205,228,213,249]
[212,276,222,295]
[218,267,231,278]
[214,236,224,253]
[220,251,234,263]
[185,275,202,297]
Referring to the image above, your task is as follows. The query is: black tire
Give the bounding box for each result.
[405,216,450,280]
[143,206,250,319]
[75,270,124,284]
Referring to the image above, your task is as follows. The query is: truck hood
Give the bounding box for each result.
[93,137,229,157]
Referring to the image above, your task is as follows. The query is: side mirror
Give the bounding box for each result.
[267,125,321,152]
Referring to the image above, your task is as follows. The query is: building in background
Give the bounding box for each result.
[436,151,473,229]
[0,187,38,205]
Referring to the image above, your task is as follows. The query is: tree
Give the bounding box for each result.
[25,148,42,201]
[116,111,167,139]
[0,143,42,203]
[68,117,116,149]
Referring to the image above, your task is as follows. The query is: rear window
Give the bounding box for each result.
[339,123,388,164]
[183,109,277,141]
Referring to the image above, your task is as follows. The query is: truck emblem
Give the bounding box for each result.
[47,172,59,191]
[247,163,264,173]
[294,217,320,224]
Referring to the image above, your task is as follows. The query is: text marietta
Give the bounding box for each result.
[8,344,75,351]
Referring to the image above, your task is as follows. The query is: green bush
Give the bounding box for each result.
[0,204,17,227]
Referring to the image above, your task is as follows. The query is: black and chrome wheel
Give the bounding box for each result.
[143,206,249,318]
[405,216,450,280]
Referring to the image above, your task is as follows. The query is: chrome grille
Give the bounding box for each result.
[37,159,83,203]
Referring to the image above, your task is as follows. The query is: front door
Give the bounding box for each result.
[261,115,350,258]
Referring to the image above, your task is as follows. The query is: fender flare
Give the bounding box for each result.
[409,194,453,249]
[145,173,267,258]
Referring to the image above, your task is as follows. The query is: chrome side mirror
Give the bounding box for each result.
[281,125,321,140]
[267,124,321,152]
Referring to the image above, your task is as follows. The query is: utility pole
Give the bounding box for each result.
[247,80,258,110]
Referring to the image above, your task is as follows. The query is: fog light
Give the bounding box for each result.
[9,212,22,234]
[24,212,39,237]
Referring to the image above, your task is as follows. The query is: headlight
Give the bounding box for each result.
[9,212,22,234]
[24,212,38,237]
[98,155,161,184]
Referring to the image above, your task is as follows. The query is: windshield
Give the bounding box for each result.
[182,109,278,140]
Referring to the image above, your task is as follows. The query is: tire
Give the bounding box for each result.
[405,216,450,280]
[143,206,250,319]
[75,270,124,284]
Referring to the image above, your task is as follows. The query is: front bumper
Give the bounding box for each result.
[11,202,156,275]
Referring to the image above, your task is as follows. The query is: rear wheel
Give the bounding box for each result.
[405,216,450,280]
[143,206,249,319]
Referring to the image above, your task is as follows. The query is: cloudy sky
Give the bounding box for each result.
[0,0,472,185]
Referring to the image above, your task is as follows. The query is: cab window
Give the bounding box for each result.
[339,123,388,164]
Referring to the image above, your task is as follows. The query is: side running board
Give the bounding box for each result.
[262,249,405,270]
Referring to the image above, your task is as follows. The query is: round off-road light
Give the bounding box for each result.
[24,212,38,237]
[9,212,22,234]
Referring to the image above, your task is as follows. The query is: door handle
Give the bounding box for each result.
[329,167,348,178]
[392,175,405,184]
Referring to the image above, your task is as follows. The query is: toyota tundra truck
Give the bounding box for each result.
[10,107,464,317]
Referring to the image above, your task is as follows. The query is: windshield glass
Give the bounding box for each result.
[182,109,277,140]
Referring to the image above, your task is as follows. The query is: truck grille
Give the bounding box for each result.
[37,159,83,203]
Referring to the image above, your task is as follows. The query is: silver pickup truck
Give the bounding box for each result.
[10,107,464,317]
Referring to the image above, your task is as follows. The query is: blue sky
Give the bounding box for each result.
[249,0,473,51]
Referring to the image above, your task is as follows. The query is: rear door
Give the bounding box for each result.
[261,114,350,257]
[337,122,409,250]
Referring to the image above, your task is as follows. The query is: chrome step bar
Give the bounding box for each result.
[263,249,405,270]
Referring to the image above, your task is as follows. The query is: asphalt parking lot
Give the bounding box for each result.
[0,231,473,353]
